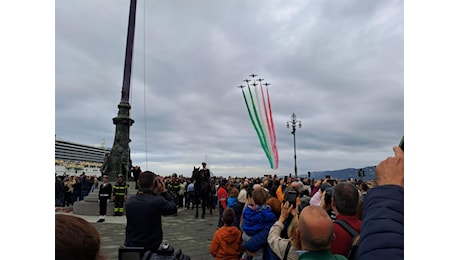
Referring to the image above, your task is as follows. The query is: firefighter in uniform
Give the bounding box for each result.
[112,174,128,216]
[168,173,181,207]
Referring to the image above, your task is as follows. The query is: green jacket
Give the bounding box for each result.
[299,250,347,260]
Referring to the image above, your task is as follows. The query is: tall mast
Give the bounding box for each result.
[101,0,137,181]
[121,0,137,102]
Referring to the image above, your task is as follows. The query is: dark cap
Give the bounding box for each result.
[202,162,206,165]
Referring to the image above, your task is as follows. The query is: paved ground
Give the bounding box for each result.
[57,206,219,260]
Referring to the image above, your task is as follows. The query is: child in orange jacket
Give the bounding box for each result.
[210,208,243,260]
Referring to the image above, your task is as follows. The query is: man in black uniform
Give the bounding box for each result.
[200,162,212,214]
[113,174,128,216]
[97,175,112,223]
[131,165,142,189]
[200,162,211,182]
[124,171,177,252]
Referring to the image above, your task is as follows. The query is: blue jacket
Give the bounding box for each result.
[243,205,277,236]
[242,205,278,260]
[358,185,404,260]
[227,197,237,208]
[124,189,177,251]
[243,222,280,260]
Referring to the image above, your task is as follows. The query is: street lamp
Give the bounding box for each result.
[286,113,301,178]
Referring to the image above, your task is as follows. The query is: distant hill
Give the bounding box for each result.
[296,166,376,181]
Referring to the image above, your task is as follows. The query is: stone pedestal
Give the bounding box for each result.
[73,181,137,216]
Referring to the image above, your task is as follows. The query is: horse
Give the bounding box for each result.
[191,166,212,219]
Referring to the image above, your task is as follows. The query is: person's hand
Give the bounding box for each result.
[246,250,256,257]
[279,201,293,222]
[320,190,326,208]
[154,177,168,195]
[376,146,404,187]
[291,205,299,217]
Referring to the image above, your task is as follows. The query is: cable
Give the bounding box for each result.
[143,0,149,169]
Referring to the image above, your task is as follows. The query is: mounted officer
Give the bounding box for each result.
[200,162,211,182]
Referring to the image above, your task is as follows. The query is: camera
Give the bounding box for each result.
[137,243,191,260]
[320,183,334,205]
[157,243,174,256]
[324,186,334,205]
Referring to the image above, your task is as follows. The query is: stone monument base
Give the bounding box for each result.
[72,181,137,216]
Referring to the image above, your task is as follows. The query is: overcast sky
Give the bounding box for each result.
[55,0,403,178]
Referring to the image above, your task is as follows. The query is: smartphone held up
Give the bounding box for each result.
[284,190,298,209]
[399,136,404,151]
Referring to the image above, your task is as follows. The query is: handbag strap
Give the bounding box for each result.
[335,219,358,238]
[283,241,291,260]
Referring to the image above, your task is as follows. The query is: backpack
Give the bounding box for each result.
[334,219,360,260]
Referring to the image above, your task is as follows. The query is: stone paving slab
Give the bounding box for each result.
[57,207,219,260]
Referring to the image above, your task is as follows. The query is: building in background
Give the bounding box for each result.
[55,138,111,177]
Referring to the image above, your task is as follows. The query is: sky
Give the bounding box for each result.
[54,0,404,178]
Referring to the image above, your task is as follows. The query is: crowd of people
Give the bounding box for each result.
[55,172,100,211]
[55,146,404,259]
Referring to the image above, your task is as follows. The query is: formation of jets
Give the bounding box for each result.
[238,74,270,88]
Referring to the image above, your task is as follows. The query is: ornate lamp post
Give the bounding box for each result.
[286,113,301,178]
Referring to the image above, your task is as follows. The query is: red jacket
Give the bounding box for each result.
[209,225,242,259]
[217,186,228,209]
[330,214,361,258]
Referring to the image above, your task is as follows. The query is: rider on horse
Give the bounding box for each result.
[200,162,211,182]
[191,162,212,219]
